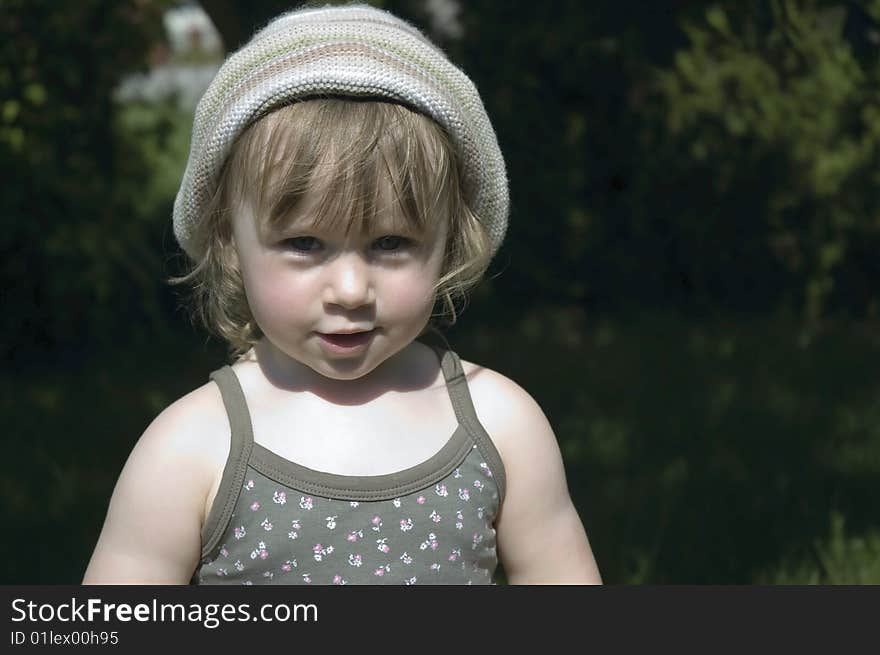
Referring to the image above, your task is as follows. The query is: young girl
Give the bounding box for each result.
[83,2,601,585]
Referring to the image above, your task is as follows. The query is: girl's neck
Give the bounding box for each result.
[247,338,428,406]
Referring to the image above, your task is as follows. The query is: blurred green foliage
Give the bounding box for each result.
[757,511,880,583]
[0,0,177,369]
[2,0,880,583]
[650,0,880,321]
[439,0,880,324]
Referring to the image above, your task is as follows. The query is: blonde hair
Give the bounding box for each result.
[168,97,493,363]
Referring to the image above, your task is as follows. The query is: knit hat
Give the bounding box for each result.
[173,2,509,262]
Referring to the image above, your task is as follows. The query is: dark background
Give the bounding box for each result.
[2,0,879,584]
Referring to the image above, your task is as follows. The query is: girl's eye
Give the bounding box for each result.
[282,235,413,255]
[285,236,321,253]
[373,235,412,252]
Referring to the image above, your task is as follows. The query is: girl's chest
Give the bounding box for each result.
[201,386,461,525]
[249,392,460,474]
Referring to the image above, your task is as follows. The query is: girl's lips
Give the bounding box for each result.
[316,329,377,354]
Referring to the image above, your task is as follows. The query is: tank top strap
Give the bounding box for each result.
[426,342,475,425]
[424,343,507,500]
[199,365,255,565]
[208,365,255,450]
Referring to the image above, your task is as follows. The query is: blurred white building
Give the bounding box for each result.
[114,2,223,110]
[115,0,464,110]
[163,2,224,56]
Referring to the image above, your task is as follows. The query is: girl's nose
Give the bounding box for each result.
[322,252,375,308]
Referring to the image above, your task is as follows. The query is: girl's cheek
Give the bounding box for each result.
[247,270,312,321]
[384,271,437,312]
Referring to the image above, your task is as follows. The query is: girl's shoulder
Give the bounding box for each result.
[455,356,549,475]
[155,377,237,491]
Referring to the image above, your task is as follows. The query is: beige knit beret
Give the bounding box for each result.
[173,2,509,261]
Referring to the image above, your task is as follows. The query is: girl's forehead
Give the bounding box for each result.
[236,107,452,241]
[261,191,417,231]
[255,171,437,238]
[267,217,411,239]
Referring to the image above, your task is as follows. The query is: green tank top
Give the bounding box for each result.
[191,343,507,585]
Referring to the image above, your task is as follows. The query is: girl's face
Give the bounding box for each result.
[231,187,447,386]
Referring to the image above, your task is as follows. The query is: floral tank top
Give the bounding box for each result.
[190,342,507,585]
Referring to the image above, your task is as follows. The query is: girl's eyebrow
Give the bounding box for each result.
[265,213,317,234]
[268,213,419,236]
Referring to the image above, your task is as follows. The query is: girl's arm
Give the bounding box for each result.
[82,394,212,585]
[483,372,602,584]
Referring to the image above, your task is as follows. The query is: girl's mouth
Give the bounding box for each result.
[316,329,377,355]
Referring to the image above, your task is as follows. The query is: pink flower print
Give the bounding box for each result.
[472,533,484,549]
[419,533,439,551]
[249,500,260,511]
[273,490,287,505]
[250,541,269,560]
[374,564,391,577]
[288,530,299,540]
[404,576,417,585]
[399,552,413,565]
[281,559,297,572]
[244,479,254,491]
[376,538,391,554]
[392,498,402,508]
[260,517,273,531]
[299,496,313,510]
[455,510,464,530]
[480,462,493,478]
[220,546,229,558]
[399,518,414,532]
[430,563,441,573]
[325,515,337,530]
[302,574,312,584]
[458,488,470,501]
[473,479,485,492]
[347,530,363,543]
[371,515,383,532]
[430,510,442,523]
[435,484,448,497]
[416,495,426,505]
[453,467,463,479]
[348,554,362,567]
[448,548,461,562]
[290,519,302,530]
[332,574,347,585]
[234,526,246,540]
[234,559,244,571]
[216,568,227,577]
[262,571,274,580]
[350,501,360,508]
[313,544,334,561]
